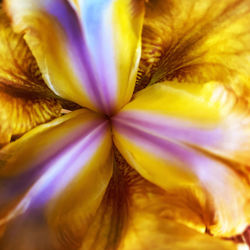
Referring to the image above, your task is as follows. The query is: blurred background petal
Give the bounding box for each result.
[112,81,250,236]
[0,8,62,146]
[136,0,250,97]
[0,109,113,249]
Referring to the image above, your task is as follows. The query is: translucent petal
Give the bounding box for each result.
[0,109,113,249]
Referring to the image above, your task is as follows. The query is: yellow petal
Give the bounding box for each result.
[80,151,238,250]
[137,0,250,98]
[0,7,61,146]
[0,109,113,249]
[5,0,145,113]
[112,81,250,236]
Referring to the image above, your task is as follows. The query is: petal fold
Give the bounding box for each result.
[0,7,61,145]
[112,81,250,236]
[5,0,145,114]
[0,109,113,249]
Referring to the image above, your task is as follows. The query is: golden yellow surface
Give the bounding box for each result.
[112,0,145,110]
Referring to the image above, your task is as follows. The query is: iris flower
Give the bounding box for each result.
[0,0,250,249]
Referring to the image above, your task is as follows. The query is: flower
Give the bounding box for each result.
[0,0,250,249]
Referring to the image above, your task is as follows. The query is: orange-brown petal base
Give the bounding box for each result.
[80,149,241,250]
